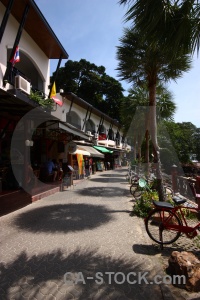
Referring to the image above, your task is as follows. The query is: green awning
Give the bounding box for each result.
[93,146,113,153]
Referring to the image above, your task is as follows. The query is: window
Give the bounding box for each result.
[66,111,81,129]
[85,119,95,132]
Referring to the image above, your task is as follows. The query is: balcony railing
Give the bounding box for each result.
[6,64,44,96]
[5,65,56,111]
[6,64,31,87]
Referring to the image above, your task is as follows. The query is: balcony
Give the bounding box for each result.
[115,139,122,149]
[4,66,56,112]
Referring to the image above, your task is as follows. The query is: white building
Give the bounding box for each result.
[0,0,131,199]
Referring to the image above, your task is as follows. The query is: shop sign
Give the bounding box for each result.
[66,141,77,153]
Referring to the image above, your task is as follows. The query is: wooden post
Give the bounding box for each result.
[171,164,178,194]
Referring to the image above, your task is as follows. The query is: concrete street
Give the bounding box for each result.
[0,168,195,299]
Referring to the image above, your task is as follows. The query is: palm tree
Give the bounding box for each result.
[123,84,176,121]
[155,85,177,121]
[121,84,176,163]
[119,0,200,56]
[116,27,191,200]
[120,86,148,135]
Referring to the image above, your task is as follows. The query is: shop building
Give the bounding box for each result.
[0,0,131,215]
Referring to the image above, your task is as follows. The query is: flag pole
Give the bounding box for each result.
[3,4,30,86]
[48,54,63,98]
[0,0,15,43]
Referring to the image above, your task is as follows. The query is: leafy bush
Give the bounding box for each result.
[177,207,199,220]
[30,90,54,109]
[131,189,198,221]
[131,190,159,218]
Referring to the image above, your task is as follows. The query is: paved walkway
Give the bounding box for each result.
[0,168,198,299]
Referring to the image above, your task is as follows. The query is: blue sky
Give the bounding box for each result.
[36,0,200,128]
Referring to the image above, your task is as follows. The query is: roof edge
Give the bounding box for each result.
[30,0,69,59]
[64,92,120,127]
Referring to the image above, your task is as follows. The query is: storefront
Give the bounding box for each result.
[67,144,104,178]
[93,146,113,171]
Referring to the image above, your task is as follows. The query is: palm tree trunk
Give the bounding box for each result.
[137,135,142,161]
[149,83,165,201]
[133,136,137,162]
[144,129,150,176]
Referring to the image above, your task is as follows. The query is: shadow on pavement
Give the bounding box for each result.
[13,204,114,233]
[0,248,164,299]
[88,177,124,183]
[133,243,200,260]
[75,186,126,198]
[132,244,161,256]
[161,245,200,261]
[98,173,126,178]
[129,199,136,202]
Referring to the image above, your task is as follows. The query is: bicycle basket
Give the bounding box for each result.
[138,178,147,188]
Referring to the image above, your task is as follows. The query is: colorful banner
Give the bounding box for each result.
[10,45,20,66]
[50,82,63,106]
[77,154,83,175]
[98,133,107,140]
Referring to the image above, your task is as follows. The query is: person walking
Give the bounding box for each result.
[84,157,90,177]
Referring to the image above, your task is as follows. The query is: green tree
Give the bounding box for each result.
[116,27,191,200]
[121,84,176,165]
[121,84,176,134]
[52,59,124,121]
[163,121,197,163]
[119,0,200,56]
[193,128,200,161]
[156,85,176,121]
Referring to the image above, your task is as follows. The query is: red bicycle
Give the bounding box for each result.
[145,196,200,249]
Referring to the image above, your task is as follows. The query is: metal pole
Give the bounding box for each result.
[0,0,15,43]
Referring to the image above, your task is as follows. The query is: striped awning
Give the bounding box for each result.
[72,148,90,156]
[93,146,113,154]
[80,146,104,158]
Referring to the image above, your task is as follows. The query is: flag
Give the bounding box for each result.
[10,45,20,66]
[50,82,56,98]
[50,82,63,106]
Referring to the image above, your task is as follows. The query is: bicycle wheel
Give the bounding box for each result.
[130,183,138,196]
[133,186,143,198]
[131,176,138,184]
[145,208,182,245]
[126,173,130,181]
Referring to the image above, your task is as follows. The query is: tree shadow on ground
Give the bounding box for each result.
[0,248,164,300]
[132,243,200,260]
[128,198,136,202]
[13,204,113,233]
[132,244,162,256]
[161,244,200,261]
[88,177,125,183]
[98,174,126,178]
[114,168,127,173]
[74,186,127,198]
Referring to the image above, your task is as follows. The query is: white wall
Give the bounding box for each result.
[51,94,123,144]
[0,2,50,94]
